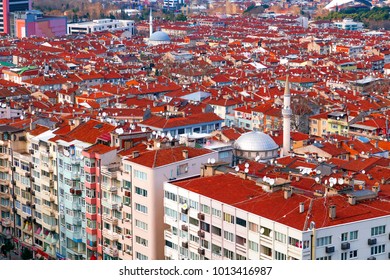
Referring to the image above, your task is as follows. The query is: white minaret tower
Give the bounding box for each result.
[282,75,292,156]
[149,8,153,38]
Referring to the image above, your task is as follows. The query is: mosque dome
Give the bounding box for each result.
[149,31,170,42]
[234,131,279,152]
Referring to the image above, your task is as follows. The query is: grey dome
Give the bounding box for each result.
[234,131,278,152]
[150,31,170,41]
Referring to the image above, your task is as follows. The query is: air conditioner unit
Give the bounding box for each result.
[341,242,350,250]
[126,250,131,254]
[325,246,335,254]
[368,238,377,245]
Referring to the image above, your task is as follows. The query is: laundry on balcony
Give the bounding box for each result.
[35,227,42,235]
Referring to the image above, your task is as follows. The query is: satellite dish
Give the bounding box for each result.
[330,183,334,187]
[207,158,211,164]
[362,170,365,174]
[338,178,344,185]
[245,163,249,168]
[182,204,188,210]
[255,156,260,161]
[244,168,249,173]
[63,150,70,157]
[235,166,239,172]
[210,158,216,164]
[324,179,328,185]
[316,170,321,175]
[315,177,320,183]
[141,127,146,132]
[269,179,275,185]
[161,132,166,138]
[20,115,24,120]
[260,227,265,234]
[152,131,156,135]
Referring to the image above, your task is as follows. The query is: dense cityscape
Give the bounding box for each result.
[0,0,390,262]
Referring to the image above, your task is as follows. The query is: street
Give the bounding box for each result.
[0,250,22,260]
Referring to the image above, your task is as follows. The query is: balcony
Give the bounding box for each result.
[102,214,118,226]
[72,216,82,226]
[103,245,119,258]
[0,165,9,172]
[72,201,81,211]
[101,183,118,193]
[42,220,57,231]
[1,217,12,227]
[102,228,119,241]
[101,198,119,211]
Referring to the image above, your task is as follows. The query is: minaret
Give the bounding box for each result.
[282,75,292,156]
[149,8,153,38]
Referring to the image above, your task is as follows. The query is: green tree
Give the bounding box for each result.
[175,13,187,21]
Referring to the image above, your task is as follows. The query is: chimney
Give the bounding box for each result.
[132,151,140,158]
[372,184,380,193]
[284,188,292,199]
[348,195,356,205]
[182,149,188,159]
[381,177,386,184]
[329,205,336,219]
[299,202,304,213]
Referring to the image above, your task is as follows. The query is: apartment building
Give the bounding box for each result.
[164,165,390,260]
[0,125,25,247]
[120,145,217,260]
[26,127,59,259]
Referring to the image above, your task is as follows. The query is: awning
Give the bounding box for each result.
[90,254,97,260]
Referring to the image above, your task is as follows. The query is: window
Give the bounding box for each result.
[371,244,385,256]
[211,225,221,236]
[249,222,259,232]
[135,203,148,214]
[236,217,247,227]
[275,251,286,260]
[274,231,286,243]
[341,232,348,242]
[134,170,147,180]
[123,180,131,190]
[248,241,259,252]
[349,250,357,259]
[341,252,347,260]
[164,207,177,219]
[223,230,234,242]
[371,225,385,236]
[135,236,148,247]
[136,252,148,260]
[189,199,198,210]
[135,220,148,231]
[189,217,199,227]
[223,213,234,224]
[135,187,147,197]
[316,236,332,247]
[164,191,177,202]
[316,256,332,260]
[200,204,210,214]
[223,248,234,260]
[349,230,358,240]
[212,208,221,218]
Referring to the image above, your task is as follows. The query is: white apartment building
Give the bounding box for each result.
[164,165,390,260]
[67,19,135,35]
[119,145,217,260]
[334,18,364,31]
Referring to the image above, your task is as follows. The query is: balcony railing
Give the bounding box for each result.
[103,245,119,257]
[102,214,118,226]
[102,228,119,241]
